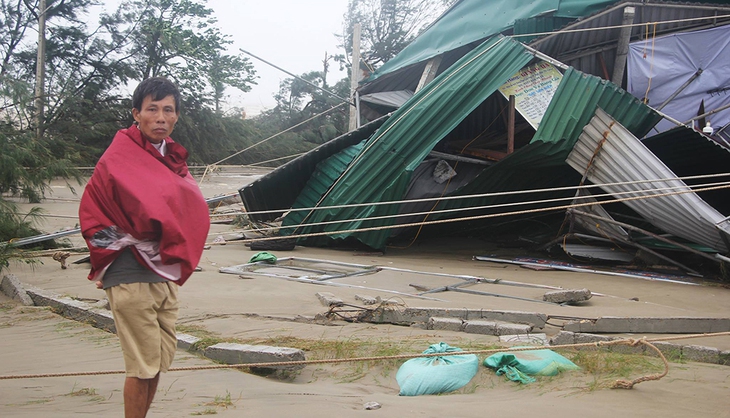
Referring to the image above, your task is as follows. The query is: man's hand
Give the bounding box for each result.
[95,280,103,289]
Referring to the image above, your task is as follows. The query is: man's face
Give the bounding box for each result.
[132,94,179,144]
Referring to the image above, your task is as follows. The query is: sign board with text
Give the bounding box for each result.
[498,61,563,129]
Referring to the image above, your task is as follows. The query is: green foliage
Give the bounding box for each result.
[0,126,80,273]
[113,0,257,109]
[336,0,452,69]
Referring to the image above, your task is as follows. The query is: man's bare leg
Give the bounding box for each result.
[124,374,160,418]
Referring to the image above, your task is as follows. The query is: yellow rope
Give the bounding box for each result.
[1,332,727,387]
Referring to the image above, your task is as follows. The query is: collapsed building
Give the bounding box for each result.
[240,0,730,277]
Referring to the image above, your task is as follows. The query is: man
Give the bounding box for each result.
[79,77,210,418]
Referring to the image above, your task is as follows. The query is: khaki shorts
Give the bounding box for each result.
[106,282,179,379]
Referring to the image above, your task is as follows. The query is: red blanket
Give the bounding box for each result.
[79,125,210,285]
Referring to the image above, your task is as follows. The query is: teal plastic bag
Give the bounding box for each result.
[248,251,277,264]
[396,342,479,396]
[484,349,579,384]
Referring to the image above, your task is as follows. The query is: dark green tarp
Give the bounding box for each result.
[367,0,617,83]
[282,36,534,248]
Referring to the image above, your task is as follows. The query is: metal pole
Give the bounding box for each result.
[569,209,720,264]
[657,69,702,110]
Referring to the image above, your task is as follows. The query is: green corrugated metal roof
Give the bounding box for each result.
[281,36,534,248]
[432,67,662,224]
[282,59,661,250]
[367,0,616,83]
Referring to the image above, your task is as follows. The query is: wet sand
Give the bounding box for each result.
[1,168,729,417]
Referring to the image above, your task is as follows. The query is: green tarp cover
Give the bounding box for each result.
[367,0,617,82]
[282,36,534,248]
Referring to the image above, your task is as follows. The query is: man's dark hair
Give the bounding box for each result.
[132,77,181,113]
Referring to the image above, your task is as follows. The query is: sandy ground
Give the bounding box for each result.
[1,168,730,417]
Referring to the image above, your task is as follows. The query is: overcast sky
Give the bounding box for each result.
[91,0,350,116]
[207,0,350,115]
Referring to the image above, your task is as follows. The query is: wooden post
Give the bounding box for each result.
[415,55,442,92]
[611,6,635,86]
[348,23,361,132]
[35,0,47,140]
[507,95,515,154]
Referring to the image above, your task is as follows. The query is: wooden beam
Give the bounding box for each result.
[611,6,635,86]
[507,95,515,154]
[415,55,443,92]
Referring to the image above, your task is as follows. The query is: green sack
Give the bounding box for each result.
[484,349,579,384]
[248,251,277,264]
[396,342,479,396]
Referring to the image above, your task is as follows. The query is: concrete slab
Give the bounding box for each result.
[428,317,463,332]
[354,294,378,305]
[204,343,306,371]
[315,292,343,307]
[564,317,730,334]
[497,323,533,336]
[543,288,592,304]
[1,274,34,306]
[371,306,547,328]
[24,285,116,333]
[682,345,721,364]
[463,320,498,335]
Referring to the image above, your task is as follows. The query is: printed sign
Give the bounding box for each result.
[498,61,563,129]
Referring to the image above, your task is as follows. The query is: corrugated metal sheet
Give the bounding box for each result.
[433,67,662,221]
[571,189,630,238]
[529,2,730,85]
[642,125,730,215]
[365,0,618,85]
[566,107,730,252]
[282,36,535,249]
[239,116,389,222]
[362,1,730,96]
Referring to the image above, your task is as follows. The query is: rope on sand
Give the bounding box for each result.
[2,332,728,389]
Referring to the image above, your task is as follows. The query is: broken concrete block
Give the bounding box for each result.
[549,331,576,346]
[463,320,498,335]
[1,274,34,306]
[543,288,592,304]
[354,294,378,305]
[682,345,720,364]
[572,332,613,350]
[204,343,306,370]
[428,317,464,332]
[177,333,201,351]
[647,341,683,361]
[470,309,547,328]
[496,323,533,336]
[315,292,343,307]
[607,340,645,355]
[369,307,546,328]
[564,317,730,334]
[720,350,730,366]
[24,285,116,333]
[375,296,404,306]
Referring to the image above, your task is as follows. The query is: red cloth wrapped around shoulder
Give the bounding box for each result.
[79,125,210,285]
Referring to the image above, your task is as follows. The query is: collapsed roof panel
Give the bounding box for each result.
[642,125,730,215]
[566,107,730,253]
[239,116,389,222]
[366,0,618,86]
[281,36,535,249]
[529,2,730,84]
[432,67,661,225]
